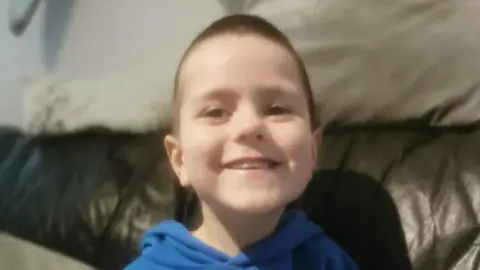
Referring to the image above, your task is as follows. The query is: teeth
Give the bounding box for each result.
[230,161,273,169]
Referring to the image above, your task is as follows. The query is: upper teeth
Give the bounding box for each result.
[229,161,273,169]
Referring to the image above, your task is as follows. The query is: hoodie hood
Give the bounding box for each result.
[125,210,321,270]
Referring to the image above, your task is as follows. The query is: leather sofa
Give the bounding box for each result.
[1,121,480,270]
[2,1,480,269]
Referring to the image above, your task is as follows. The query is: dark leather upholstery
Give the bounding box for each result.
[2,124,479,270]
[0,128,177,269]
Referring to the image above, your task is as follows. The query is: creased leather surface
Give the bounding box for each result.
[0,128,176,270]
[1,126,479,270]
[321,128,480,270]
[299,170,412,270]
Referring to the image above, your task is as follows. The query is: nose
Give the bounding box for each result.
[231,105,265,142]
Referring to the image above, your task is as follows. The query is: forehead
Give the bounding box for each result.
[177,34,303,104]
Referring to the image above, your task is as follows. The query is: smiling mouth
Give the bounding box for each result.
[224,158,281,170]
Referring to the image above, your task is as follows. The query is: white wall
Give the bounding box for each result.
[0,0,48,126]
[0,0,228,126]
[57,0,226,79]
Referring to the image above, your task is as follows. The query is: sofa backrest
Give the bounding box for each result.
[0,128,177,269]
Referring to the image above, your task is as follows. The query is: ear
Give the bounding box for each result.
[164,134,190,187]
[311,127,323,166]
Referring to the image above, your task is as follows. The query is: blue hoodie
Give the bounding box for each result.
[125,210,359,270]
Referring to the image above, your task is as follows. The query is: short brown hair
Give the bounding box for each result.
[172,14,318,133]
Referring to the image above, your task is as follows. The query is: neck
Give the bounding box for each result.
[192,202,284,256]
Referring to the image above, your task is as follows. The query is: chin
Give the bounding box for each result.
[222,193,291,215]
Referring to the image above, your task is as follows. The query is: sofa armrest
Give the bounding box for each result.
[0,232,96,270]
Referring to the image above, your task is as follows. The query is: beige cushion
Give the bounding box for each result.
[21,73,171,135]
[248,0,480,126]
[21,0,480,135]
[0,233,95,270]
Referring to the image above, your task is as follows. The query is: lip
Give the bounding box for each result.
[223,156,281,169]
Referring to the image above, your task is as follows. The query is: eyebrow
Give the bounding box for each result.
[190,88,236,103]
[257,85,300,98]
[189,84,302,105]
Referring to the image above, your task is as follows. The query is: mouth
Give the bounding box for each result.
[224,157,281,170]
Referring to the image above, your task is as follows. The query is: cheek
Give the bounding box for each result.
[181,131,223,174]
[273,125,315,161]
[180,134,224,196]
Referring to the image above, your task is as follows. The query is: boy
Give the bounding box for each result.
[125,14,359,270]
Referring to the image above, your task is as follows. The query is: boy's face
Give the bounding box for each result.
[166,34,321,214]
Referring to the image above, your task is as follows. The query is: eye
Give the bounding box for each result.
[203,108,228,118]
[266,104,292,116]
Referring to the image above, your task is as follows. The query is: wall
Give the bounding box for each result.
[57,0,226,79]
[0,0,48,126]
[0,0,229,126]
